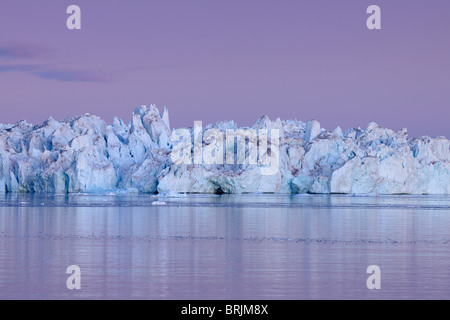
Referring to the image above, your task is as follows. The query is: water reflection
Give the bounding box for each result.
[0,195,450,299]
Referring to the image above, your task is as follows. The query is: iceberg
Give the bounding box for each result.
[0,105,449,195]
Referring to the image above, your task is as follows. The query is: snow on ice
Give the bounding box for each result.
[0,105,449,194]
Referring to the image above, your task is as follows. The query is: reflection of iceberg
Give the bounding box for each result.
[0,106,449,194]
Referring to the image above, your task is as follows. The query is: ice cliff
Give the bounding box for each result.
[0,105,449,194]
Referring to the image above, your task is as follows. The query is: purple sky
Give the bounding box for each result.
[0,0,449,137]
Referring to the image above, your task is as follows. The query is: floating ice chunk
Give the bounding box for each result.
[152,201,167,206]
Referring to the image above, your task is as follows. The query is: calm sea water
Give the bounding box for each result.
[0,193,449,300]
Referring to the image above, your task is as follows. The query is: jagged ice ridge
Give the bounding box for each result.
[0,105,449,194]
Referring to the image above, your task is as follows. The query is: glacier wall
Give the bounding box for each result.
[0,105,449,194]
